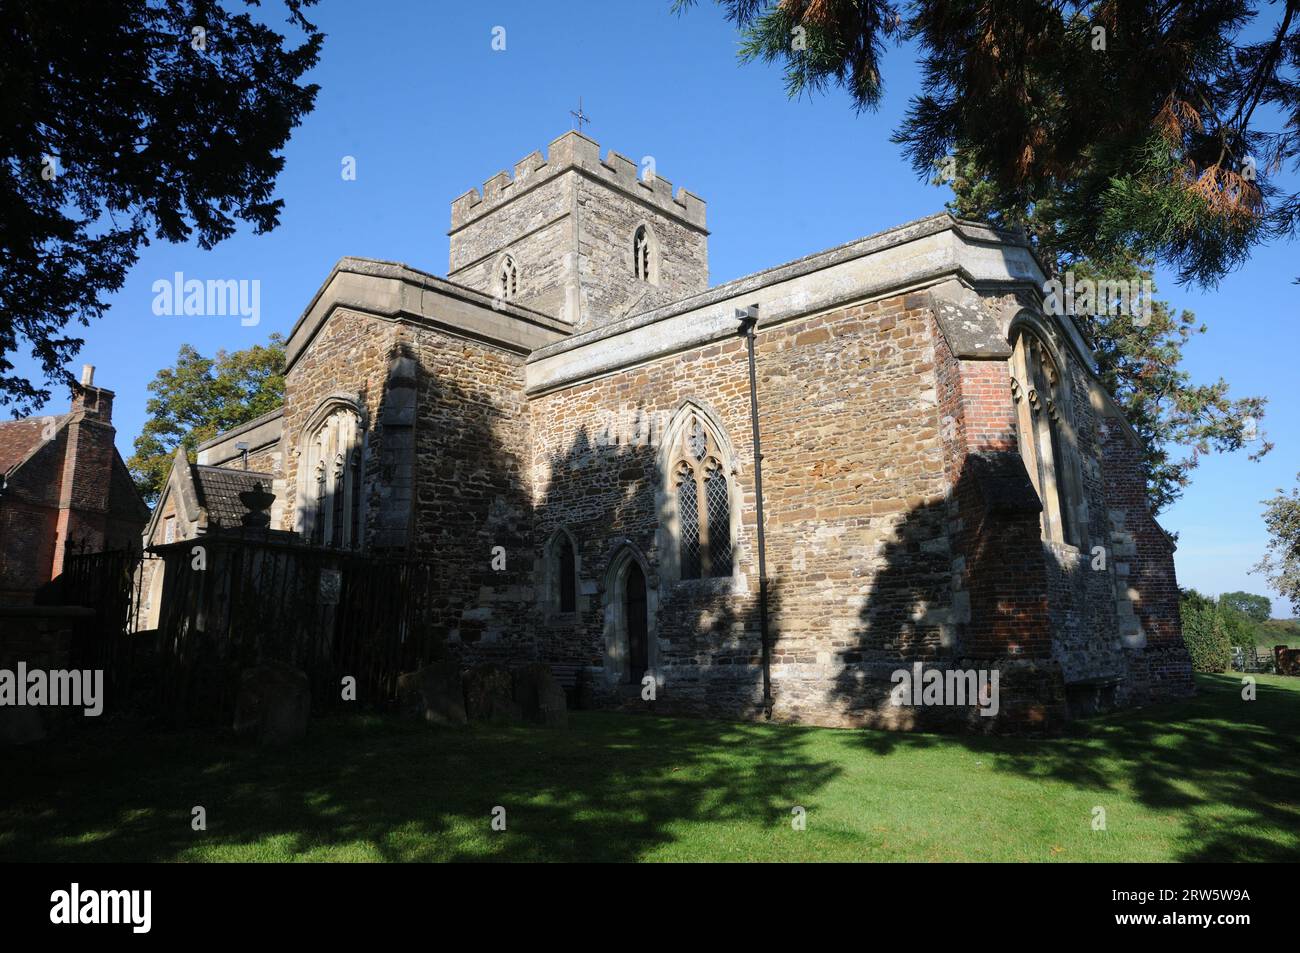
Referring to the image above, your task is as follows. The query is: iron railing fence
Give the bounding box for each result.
[58,535,441,725]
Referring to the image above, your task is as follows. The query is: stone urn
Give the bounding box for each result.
[239,482,276,528]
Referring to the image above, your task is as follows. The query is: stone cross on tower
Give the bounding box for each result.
[569,97,590,132]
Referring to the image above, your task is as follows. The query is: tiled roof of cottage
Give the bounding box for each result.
[193,465,275,529]
[0,415,67,475]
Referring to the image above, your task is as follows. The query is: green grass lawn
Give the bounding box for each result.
[2,673,1298,862]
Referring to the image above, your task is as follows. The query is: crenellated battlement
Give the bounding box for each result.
[449,130,706,233]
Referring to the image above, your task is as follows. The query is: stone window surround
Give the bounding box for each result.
[654,399,743,590]
[495,251,520,301]
[1008,312,1087,551]
[144,561,166,629]
[601,540,659,688]
[538,526,584,621]
[293,393,368,548]
[632,222,660,285]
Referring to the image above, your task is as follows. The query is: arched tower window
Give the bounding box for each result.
[669,411,733,579]
[1011,328,1076,545]
[633,225,655,282]
[301,404,363,549]
[498,254,519,300]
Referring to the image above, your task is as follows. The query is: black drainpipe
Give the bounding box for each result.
[737,305,774,719]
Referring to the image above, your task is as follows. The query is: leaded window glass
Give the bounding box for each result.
[705,460,732,575]
[676,460,701,580]
[670,411,733,580]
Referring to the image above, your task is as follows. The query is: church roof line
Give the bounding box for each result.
[194,407,284,454]
[283,256,572,372]
[529,212,1041,365]
[449,130,706,233]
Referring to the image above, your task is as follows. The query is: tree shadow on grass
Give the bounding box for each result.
[815,448,1300,861]
[0,710,841,862]
[5,346,847,862]
[838,674,1300,862]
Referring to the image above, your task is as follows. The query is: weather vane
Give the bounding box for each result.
[570,97,590,133]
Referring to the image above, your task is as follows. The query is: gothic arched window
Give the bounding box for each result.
[557,533,577,613]
[498,254,519,300]
[1011,328,1076,545]
[633,225,655,282]
[670,412,733,579]
[302,406,363,549]
[312,458,327,545]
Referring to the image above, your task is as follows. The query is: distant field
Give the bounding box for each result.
[1257,619,1300,648]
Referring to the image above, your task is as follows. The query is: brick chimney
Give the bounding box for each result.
[70,364,114,423]
[51,363,118,568]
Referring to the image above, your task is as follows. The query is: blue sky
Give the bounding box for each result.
[21,1,1298,613]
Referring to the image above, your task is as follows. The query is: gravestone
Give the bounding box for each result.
[462,663,520,723]
[512,662,568,728]
[396,661,467,726]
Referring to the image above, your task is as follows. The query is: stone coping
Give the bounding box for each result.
[528,213,1042,364]
[285,257,572,370]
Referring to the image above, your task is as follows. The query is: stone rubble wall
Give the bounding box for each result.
[203,249,1191,731]
[448,132,708,331]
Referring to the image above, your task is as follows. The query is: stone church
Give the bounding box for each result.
[162,130,1194,729]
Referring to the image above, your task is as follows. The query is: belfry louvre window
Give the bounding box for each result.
[633,226,652,281]
[304,407,363,549]
[672,413,733,579]
[498,255,519,300]
[1011,329,1076,545]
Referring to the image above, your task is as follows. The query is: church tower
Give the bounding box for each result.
[448,131,708,332]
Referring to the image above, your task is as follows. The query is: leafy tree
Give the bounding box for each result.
[1220,590,1274,622]
[1179,588,1233,672]
[675,1,1300,287]
[944,154,1269,514]
[0,0,321,415]
[676,3,1276,512]
[1216,603,1258,650]
[1181,587,1216,613]
[1255,474,1300,615]
[128,335,286,503]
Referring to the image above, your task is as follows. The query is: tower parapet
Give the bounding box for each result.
[450,131,706,233]
[448,131,709,331]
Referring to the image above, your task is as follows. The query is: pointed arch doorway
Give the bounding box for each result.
[624,562,648,685]
[603,545,658,688]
